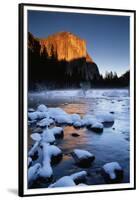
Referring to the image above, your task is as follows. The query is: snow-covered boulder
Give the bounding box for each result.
[30,133,42,142]
[54,114,72,125]
[37,104,48,112]
[38,143,62,181]
[37,117,54,128]
[48,107,67,118]
[102,162,124,183]
[73,120,83,128]
[28,163,41,187]
[28,111,46,121]
[70,114,81,123]
[49,176,76,188]
[71,149,95,167]
[42,129,56,144]
[82,115,98,127]
[96,113,114,123]
[89,122,104,133]
[51,127,64,139]
[70,171,87,184]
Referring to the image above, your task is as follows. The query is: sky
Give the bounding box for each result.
[28,10,130,76]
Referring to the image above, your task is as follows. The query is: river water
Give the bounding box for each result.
[28,89,130,187]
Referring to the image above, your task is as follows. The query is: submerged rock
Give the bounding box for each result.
[71,133,80,137]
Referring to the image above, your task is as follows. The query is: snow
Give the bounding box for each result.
[82,115,98,126]
[37,117,54,127]
[73,120,83,128]
[37,104,48,112]
[70,114,81,123]
[28,111,46,121]
[102,162,122,179]
[73,149,93,159]
[38,143,62,179]
[51,127,63,136]
[90,122,104,131]
[28,163,41,186]
[48,107,67,118]
[42,129,55,144]
[70,171,87,181]
[30,133,41,141]
[49,176,76,188]
[54,114,72,124]
[96,113,114,123]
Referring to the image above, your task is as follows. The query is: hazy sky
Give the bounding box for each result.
[28,10,130,76]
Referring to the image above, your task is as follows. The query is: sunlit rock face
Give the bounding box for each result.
[28,31,100,88]
[40,32,87,62]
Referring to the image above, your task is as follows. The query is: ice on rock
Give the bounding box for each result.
[49,176,76,188]
[71,149,95,167]
[28,108,35,112]
[42,129,55,144]
[30,133,42,141]
[28,163,41,186]
[37,104,48,112]
[37,117,54,127]
[102,162,123,182]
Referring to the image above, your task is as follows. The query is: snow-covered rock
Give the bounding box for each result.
[96,113,114,123]
[71,149,95,167]
[73,120,83,128]
[82,115,98,127]
[89,122,104,133]
[28,111,46,121]
[42,129,55,144]
[30,133,42,141]
[70,171,87,184]
[51,127,64,139]
[37,117,54,128]
[49,176,76,188]
[28,163,41,187]
[102,162,123,183]
[54,114,72,125]
[70,114,81,123]
[38,143,62,181]
[48,107,67,118]
[37,104,48,112]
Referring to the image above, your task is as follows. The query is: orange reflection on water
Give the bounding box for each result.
[61,103,88,116]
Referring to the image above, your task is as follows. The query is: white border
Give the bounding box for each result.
[23,5,135,195]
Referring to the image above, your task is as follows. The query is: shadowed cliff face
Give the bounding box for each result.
[28,32,100,89]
